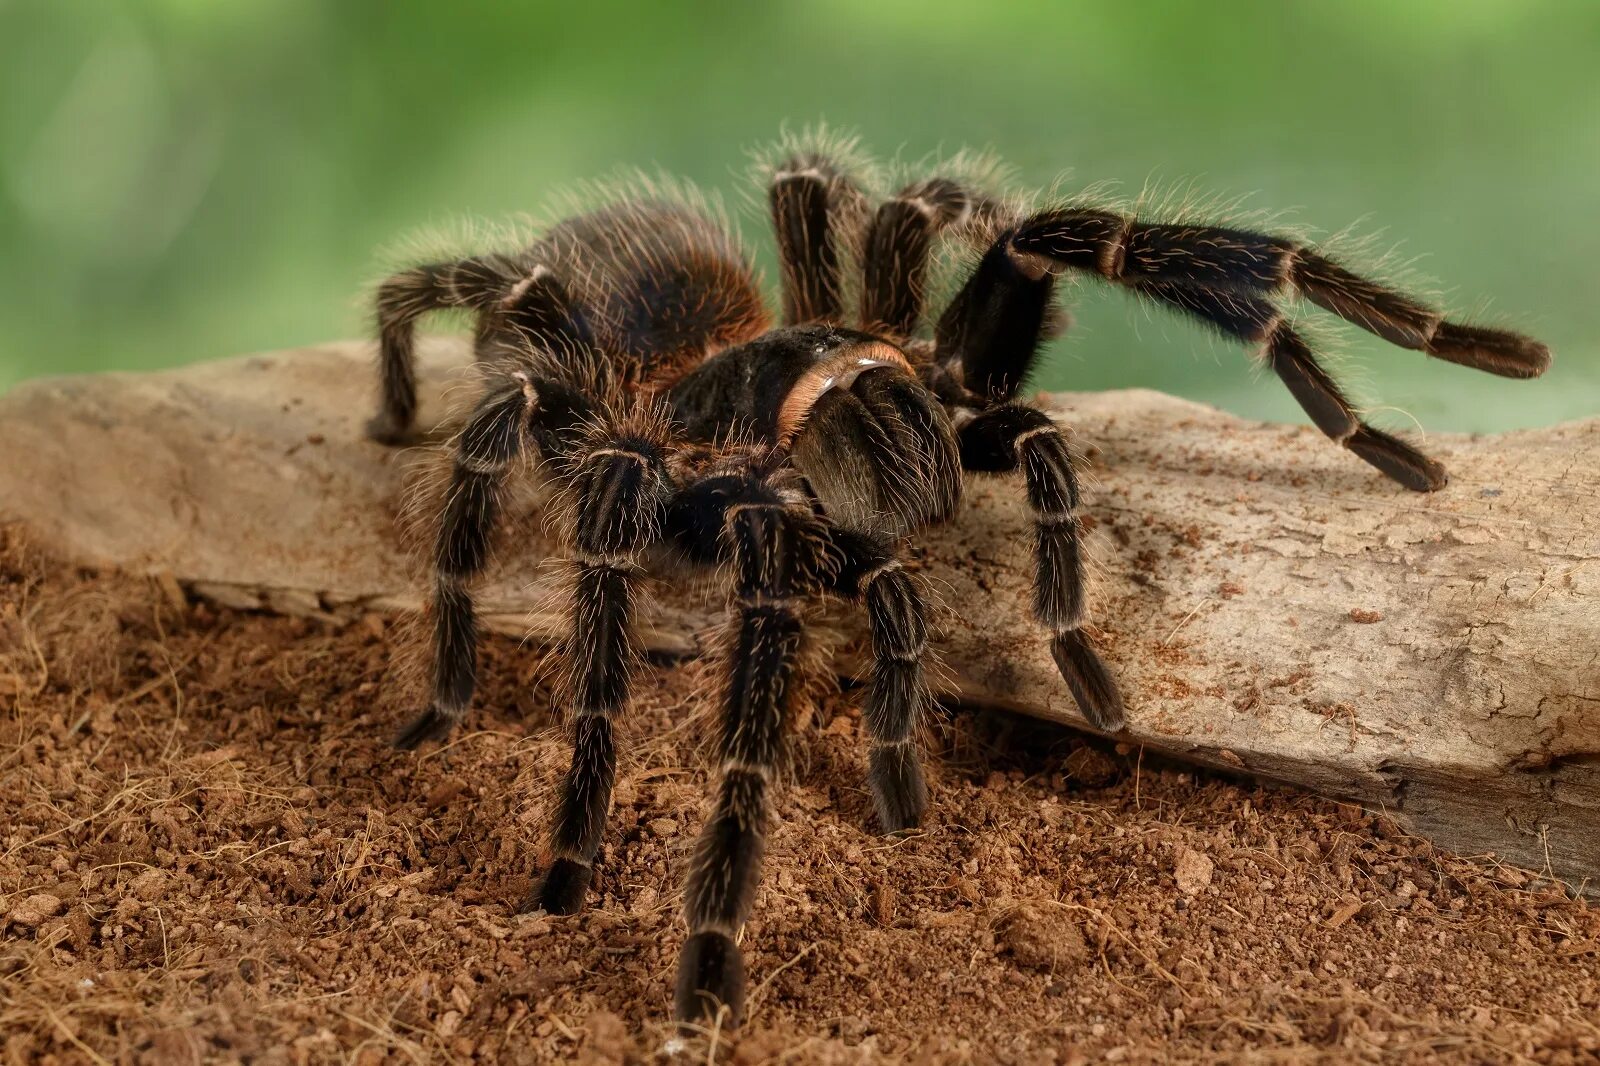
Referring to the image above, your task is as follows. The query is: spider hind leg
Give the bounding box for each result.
[370,255,526,444]
[769,152,864,326]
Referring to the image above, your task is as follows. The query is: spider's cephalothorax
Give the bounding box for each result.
[366,138,1549,1026]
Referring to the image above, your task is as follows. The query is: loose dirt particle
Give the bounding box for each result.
[1349,607,1384,623]
[872,882,897,927]
[1063,745,1121,786]
[1173,847,1215,895]
[1326,900,1363,929]
[426,776,471,809]
[996,903,1089,971]
[7,893,63,928]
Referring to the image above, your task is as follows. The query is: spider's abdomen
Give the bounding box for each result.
[539,201,770,382]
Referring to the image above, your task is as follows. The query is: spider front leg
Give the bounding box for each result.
[963,204,1550,489]
[1006,206,1549,378]
[669,464,829,1026]
[1141,285,1447,490]
[529,414,676,914]
[824,527,933,831]
[791,366,962,532]
[929,250,1123,727]
[958,403,1123,730]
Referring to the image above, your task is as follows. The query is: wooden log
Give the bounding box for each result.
[2,339,1596,887]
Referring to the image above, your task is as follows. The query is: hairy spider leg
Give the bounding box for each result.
[976,207,1551,489]
[958,403,1123,730]
[392,358,596,750]
[859,176,980,339]
[1138,284,1446,491]
[931,233,1056,404]
[1006,208,1549,378]
[530,411,677,915]
[671,462,831,1026]
[822,526,934,831]
[371,254,537,443]
[924,238,1124,726]
[769,152,862,326]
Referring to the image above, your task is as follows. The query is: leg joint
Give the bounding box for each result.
[1098,215,1134,280]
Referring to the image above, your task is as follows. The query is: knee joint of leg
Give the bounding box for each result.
[570,448,669,557]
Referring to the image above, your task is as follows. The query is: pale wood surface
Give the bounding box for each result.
[3,339,1596,887]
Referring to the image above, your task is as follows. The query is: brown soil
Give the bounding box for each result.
[3,526,1597,1065]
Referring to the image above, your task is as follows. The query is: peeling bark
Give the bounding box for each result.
[3,339,1596,887]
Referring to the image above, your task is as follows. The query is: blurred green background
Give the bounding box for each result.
[2,0,1595,431]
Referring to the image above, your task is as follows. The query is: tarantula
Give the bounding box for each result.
[365,135,1548,1025]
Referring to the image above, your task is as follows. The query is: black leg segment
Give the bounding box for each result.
[769,154,860,326]
[370,255,524,444]
[530,419,675,915]
[860,177,973,339]
[959,403,1124,730]
[826,527,933,832]
[933,239,1057,404]
[1006,206,1549,379]
[1140,283,1446,491]
[674,466,826,1027]
[393,370,542,749]
[501,266,598,357]
[931,203,1546,486]
[392,359,601,744]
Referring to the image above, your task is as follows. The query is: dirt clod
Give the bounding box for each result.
[996,903,1090,972]
[1062,744,1122,786]
[1173,846,1215,895]
[6,893,63,928]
